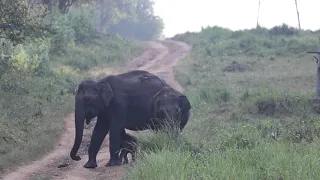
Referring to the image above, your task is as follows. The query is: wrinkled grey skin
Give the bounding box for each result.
[70,70,191,168]
[119,132,138,164]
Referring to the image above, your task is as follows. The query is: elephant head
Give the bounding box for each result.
[70,79,113,161]
[151,87,191,132]
[177,95,191,131]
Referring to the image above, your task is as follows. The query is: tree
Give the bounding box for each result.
[96,0,138,32]
[136,0,155,20]
[28,0,93,13]
[58,0,77,13]
[107,0,164,40]
[0,0,52,44]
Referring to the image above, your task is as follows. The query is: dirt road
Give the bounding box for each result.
[1,39,191,180]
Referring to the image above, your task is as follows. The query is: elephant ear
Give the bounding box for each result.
[179,95,191,111]
[97,81,114,107]
[152,96,161,117]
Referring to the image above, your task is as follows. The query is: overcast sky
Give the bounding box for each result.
[153,0,320,37]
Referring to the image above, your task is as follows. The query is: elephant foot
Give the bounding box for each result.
[70,155,81,161]
[123,159,128,164]
[106,159,122,167]
[84,160,98,168]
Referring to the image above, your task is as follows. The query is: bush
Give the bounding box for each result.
[68,6,98,43]
[47,11,76,54]
[269,24,299,36]
[243,91,314,117]
[10,40,50,75]
[45,6,99,54]
[173,23,319,58]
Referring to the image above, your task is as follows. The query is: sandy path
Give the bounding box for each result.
[1,39,191,180]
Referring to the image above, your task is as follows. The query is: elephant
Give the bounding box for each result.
[119,132,138,164]
[70,70,191,168]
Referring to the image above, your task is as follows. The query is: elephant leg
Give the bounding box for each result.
[131,151,136,161]
[123,153,129,164]
[84,116,110,168]
[119,129,127,164]
[106,120,125,166]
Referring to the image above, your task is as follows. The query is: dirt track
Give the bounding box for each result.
[1,39,191,180]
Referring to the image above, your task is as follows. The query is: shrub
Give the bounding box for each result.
[173,23,319,58]
[68,6,98,43]
[10,40,50,75]
[47,11,76,54]
[244,91,314,117]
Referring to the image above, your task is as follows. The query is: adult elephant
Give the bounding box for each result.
[70,70,191,168]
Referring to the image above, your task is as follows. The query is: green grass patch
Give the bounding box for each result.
[50,34,146,72]
[125,130,320,180]
[125,142,320,180]
[0,75,74,171]
[125,24,320,179]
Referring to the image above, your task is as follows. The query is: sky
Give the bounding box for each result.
[153,0,320,37]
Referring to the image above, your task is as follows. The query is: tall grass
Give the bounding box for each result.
[124,24,320,179]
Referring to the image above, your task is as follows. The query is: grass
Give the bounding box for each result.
[50,34,146,72]
[123,24,320,180]
[0,34,145,173]
[126,142,320,180]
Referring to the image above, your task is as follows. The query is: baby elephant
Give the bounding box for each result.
[120,132,138,164]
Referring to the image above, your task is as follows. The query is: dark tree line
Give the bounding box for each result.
[1,0,164,43]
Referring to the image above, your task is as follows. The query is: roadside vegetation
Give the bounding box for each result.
[125,25,320,179]
[0,0,163,173]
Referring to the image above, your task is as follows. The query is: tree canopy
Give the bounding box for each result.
[0,0,51,44]
[0,0,164,43]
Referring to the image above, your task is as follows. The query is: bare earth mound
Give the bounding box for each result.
[1,39,191,180]
[222,61,253,72]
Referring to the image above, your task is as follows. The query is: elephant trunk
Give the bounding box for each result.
[70,99,85,161]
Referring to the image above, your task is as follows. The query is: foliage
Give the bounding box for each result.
[47,6,99,53]
[108,15,164,40]
[107,0,164,40]
[51,33,143,71]
[10,40,51,75]
[68,6,98,42]
[96,0,134,30]
[173,24,319,57]
[46,11,76,54]
[0,0,52,44]
[31,0,90,13]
